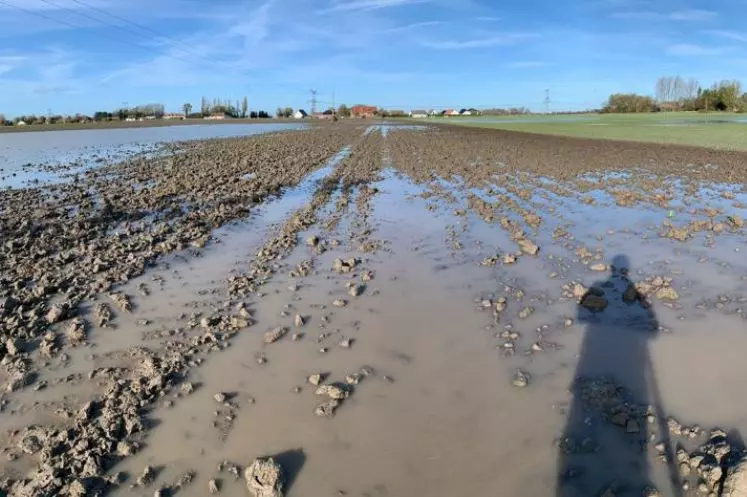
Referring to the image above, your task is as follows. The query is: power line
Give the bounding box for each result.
[65,0,214,61]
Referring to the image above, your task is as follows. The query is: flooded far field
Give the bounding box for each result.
[2,122,747,497]
[0,123,304,188]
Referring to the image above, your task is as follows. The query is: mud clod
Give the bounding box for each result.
[245,457,284,497]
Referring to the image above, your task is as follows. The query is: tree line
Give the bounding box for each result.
[602,76,747,113]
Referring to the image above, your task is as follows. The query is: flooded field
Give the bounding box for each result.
[0,123,304,188]
[2,122,747,497]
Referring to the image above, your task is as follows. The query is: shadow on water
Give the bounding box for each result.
[556,255,683,497]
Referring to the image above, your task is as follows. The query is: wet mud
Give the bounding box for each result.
[2,122,747,497]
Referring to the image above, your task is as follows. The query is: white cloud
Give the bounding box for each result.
[321,0,427,13]
[666,43,727,56]
[476,16,501,21]
[386,21,443,32]
[704,30,747,42]
[419,33,537,49]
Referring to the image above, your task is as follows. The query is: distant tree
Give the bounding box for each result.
[601,93,656,113]
[282,107,293,118]
[258,110,270,118]
[183,103,192,117]
[93,111,110,121]
[337,104,351,118]
[276,107,284,118]
[0,113,5,125]
[241,97,248,118]
[201,96,209,116]
[250,111,258,119]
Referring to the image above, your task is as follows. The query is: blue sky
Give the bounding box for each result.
[0,0,746,117]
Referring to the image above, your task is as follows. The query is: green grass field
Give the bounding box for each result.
[435,112,747,151]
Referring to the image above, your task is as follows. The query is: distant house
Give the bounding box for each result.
[204,113,233,120]
[293,110,308,119]
[125,117,137,122]
[351,105,377,118]
[163,113,186,120]
[460,109,472,116]
[409,110,428,118]
[443,109,459,116]
[16,121,26,126]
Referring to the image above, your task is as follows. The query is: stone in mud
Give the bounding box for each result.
[201,315,220,329]
[655,287,679,301]
[622,284,639,303]
[66,318,87,344]
[727,215,744,229]
[332,257,359,274]
[264,326,288,344]
[94,302,113,327]
[512,369,530,388]
[307,373,324,386]
[209,478,220,494]
[294,314,305,328]
[214,392,227,403]
[345,373,362,385]
[495,298,508,313]
[347,283,364,297]
[305,235,319,247]
[181,381,195,394]
[244,457,284,497]
[572,283,588,299]
[315,384,349,400]
[361,271,374,282]
[503,254,517,265]
[519,306,534,319]
[332,299,347,308]
[517,238,539,256]
[45,303,68,324]
[108,292,132,312]
[581,294,608,312]
[590,263,607,272]
[5,338,21,356]
[314,399,340,417]
[723,456,747,497]
[137,465,156,486]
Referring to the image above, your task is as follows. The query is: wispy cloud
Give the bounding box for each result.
[386,21,444,32]
[704,29,747,42]
[668,9,717,21]
[666,43,728,56]
[419,33,537,50]
[506,61,554,68]
[476,16,501,21]
[321,0,427,13]
[611,9,717,21]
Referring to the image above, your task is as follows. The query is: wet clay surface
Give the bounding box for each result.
[2,122,747,497]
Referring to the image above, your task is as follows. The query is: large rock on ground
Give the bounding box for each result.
[244,457,284,497]
[723,456,747,497]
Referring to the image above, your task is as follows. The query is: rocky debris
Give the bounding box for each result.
[346,281,365,297]
[94,302,113,327]
[512,369,530,388]
[517,238,540,256]
[45,303,70,324]
[314,399,341,417]
[518,306,534,319]
[181,381,195,395]
[137,465,156,487]
[66,318,87,344]
[264,326,288,344]
[724,456,747,497]
[727,215,744,229]
[245,457,284,497]
[305,235,319,247]
[108,292,132,312]
[5,337,22,356]
[590,263,607,272]
[316,384,350,400]
[333,257,360,274]
[361,271,374,282]
[345,373,363,385]
[339,338,353,348]
[332,299,347,308]
[580,288,608,312]
[201,315,221,329]
[655,286,680,301]
[209,478,220,494]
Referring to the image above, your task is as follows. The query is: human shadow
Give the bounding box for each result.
[556,255,682,497]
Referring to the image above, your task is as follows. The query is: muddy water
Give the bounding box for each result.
[5,125,747,497]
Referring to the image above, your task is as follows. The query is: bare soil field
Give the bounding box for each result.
[2,122,747,497]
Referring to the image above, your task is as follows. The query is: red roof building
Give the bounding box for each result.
[350,105,377,118]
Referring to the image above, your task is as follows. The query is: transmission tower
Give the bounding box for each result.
[309,89,318,115]
[544,89,551,114]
